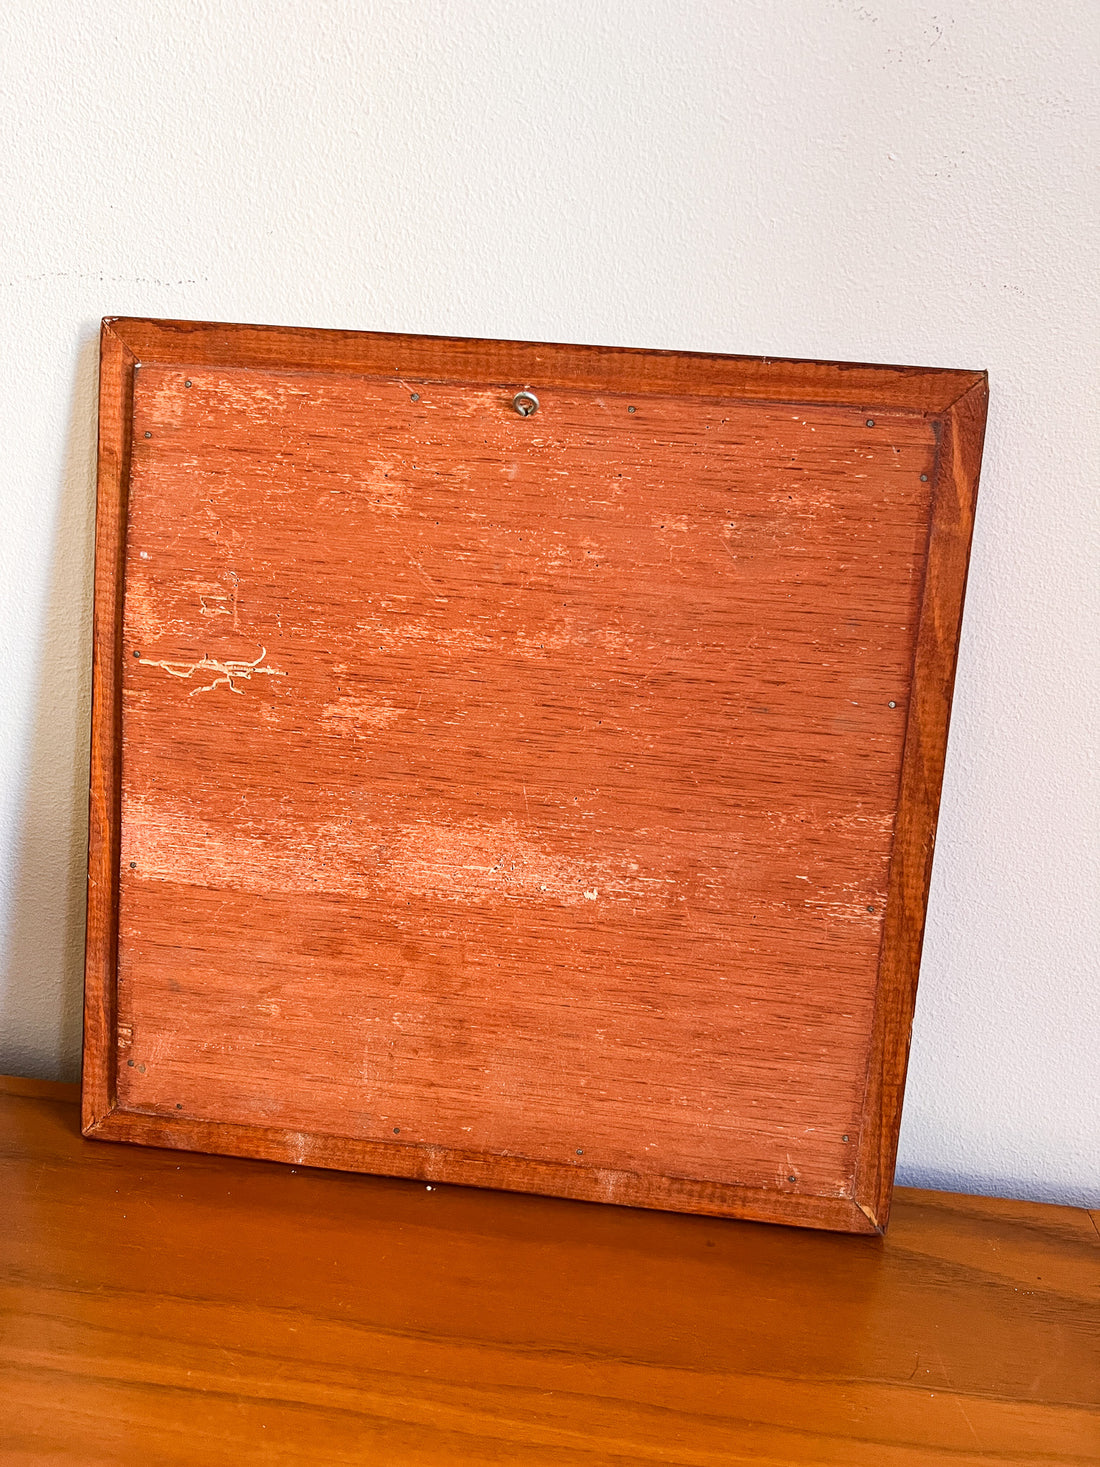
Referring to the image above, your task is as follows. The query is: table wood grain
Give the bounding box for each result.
[1,1076,1096,1464]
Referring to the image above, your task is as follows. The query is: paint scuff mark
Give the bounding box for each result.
[321,696,401,734]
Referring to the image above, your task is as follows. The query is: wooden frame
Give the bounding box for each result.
[82,318,987,1232]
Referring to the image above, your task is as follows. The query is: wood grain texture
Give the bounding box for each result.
[83,318,988,1231]
[81,322,134,1134]
[856,379,988,1228]
[3,1081,1097,1465]
[106,315,985,413]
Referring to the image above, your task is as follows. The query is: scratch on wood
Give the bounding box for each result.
[136,646,285,696]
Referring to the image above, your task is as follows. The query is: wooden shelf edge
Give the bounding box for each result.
[0,1075,81,1102]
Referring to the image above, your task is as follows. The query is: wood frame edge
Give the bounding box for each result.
[81,321,134,1135]
[98,316,984,414]
[854,377,989,1229]
[86,1105,880,1233]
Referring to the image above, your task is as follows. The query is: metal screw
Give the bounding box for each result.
[393,1126,400,1134]
[127,1059,135,1067]
[866,418,875,427]
[513,390,539,417]
[133,650,141,658]
[184,380,192,388]
[920,473,929,482]
[627,405,636,414]
[842,1134,850,1142]
[867,905,875,913]
[889,701,897,708]
[410,392,420,402]
[788,1175,797,1183]
[176,1103,183,1109]
[576,1148,584,1155]
[144,431,152,438]
[130,861,137,869]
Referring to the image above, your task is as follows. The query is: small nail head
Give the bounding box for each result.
[144,431,152,438]
[866,905,875,913]
[176,1102,183,1109]
[410,392,419,402]
[866,418,875,427]
[889,700,897,708]
[184,379,192,388]
[920,473,929,482]
[132,650,141,658]
[627,405,636,413]
[393,1126,400,1134]
[788,1175,797,1183]
[130,861,137,869]
[576,1148,584,1155]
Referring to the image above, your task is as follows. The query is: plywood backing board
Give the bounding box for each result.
[83,319,988,1232]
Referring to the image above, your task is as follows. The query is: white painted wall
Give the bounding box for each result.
[1,0,1096,1206]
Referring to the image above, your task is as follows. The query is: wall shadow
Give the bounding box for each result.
[0,328,100,1080]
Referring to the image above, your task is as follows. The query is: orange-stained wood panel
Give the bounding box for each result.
[84,320,987,1231]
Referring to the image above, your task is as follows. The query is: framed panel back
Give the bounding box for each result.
[83,318,987,1232]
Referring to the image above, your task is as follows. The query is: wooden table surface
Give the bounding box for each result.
[1,1076,1096,1465]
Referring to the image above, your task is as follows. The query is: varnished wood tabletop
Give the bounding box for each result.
[1,1076,1096,1464]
